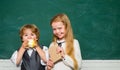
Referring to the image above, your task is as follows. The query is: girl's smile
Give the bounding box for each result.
[51,22,66,40]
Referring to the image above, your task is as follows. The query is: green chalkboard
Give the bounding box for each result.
[0,0,120,59]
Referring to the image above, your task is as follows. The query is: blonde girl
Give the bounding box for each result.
[48,13,82,70]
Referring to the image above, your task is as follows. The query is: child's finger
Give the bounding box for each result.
[47,59,54,68]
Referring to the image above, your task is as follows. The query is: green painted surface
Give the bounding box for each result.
[0,0,120,59]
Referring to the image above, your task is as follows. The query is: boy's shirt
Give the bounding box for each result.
[10,46,49,66]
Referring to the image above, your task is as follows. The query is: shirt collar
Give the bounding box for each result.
[57,39,65,43]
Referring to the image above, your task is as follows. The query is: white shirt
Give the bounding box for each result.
[49,39,82,70]
[10,46,49,66]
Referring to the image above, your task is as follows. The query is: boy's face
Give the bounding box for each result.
[22,28,37,42]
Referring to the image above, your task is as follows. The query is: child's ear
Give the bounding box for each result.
[35,38,38,41]
[21,38,25,42]
[21,39,24,42]
[21,39,23,41]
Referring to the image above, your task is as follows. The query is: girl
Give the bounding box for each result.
[48,13,82,70]
[11,24,48,70]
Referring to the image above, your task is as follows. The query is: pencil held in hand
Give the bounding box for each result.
[28,39,35,48]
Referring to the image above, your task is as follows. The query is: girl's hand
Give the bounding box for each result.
[47,59,54,70]
[56,47,65,58]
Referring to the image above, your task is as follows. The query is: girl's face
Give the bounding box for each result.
[22,29,37,41]
[51,21,66,40]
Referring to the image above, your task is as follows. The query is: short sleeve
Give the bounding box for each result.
[10,50,22,67]
[41,46,49,65]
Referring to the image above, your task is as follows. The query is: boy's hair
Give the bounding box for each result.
[19,24,40,40]
[50,13,78,70]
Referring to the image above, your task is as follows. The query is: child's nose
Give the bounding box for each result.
[56,29,60,33]
[28,36,32,39]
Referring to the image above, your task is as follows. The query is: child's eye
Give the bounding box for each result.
[58,28,61,29]
[52,28,56,31]
[31,33,35,36]
[24,34,28,36]
[58,27,62,30]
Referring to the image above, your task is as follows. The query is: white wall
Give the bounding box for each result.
[0,59,20,70]
[81,60,120,70]
[0,59,120,70]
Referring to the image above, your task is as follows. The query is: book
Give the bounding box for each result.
[49,44,62,63]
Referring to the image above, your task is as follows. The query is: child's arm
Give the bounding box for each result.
[35,45,47,63]
[74,39,82,69]
[41,46,49,65]
[62,39,82,69]
[16,41,28,66]
[16,47,26,65]
[10,45,26,66]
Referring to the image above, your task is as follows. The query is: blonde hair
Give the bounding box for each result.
[19,24,40,41]
[50,13,78,70]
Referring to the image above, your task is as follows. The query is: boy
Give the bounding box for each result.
[11,24,48,70]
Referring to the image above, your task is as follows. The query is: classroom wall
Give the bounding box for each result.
[0,59,120,70]
[0,0,120,59]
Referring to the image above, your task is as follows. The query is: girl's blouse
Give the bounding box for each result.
[49,39,82,70]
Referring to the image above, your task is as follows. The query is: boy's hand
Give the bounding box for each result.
[22,40,29,49]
